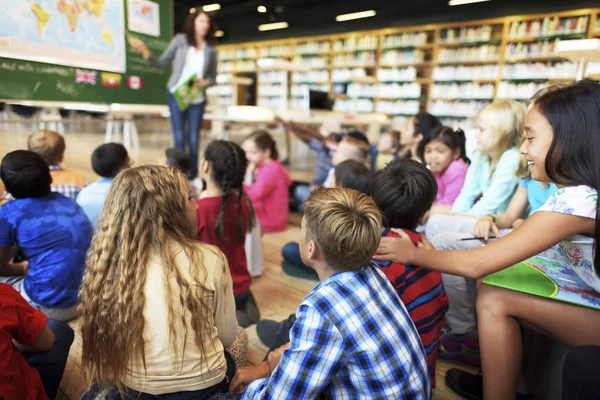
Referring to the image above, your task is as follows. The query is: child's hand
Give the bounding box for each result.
[374,230,417,264]
[229,362,270,393]
[266,343,289,372]
[512,218,524,229]
[472,216,499,241]
[194,79,209,88]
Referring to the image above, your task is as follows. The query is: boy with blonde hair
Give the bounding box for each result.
[27,130,86,199]
[232,188,430,399]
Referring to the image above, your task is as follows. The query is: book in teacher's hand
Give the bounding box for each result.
[170,75,205,110]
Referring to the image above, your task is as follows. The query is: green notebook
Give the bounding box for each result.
[170,75,205,110]
[483,261,600,310]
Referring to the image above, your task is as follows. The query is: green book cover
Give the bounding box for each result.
[170,75,205,110]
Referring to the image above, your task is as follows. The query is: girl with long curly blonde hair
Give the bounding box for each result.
[79,165,238,398]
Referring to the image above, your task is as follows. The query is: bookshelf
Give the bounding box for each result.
[215,7,600,117]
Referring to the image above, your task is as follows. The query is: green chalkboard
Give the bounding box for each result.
[0,0,173,105]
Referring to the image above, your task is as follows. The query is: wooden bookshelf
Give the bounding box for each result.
[215,7,600,117]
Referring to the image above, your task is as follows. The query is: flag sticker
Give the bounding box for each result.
[101,72,122,87]
[127,76,143,90]
[75,69,96,85]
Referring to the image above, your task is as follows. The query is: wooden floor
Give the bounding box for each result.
[0,123,475,399]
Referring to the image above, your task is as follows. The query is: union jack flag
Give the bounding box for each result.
[75,69,97,85]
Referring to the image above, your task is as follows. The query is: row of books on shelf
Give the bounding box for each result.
[505,40,562,59]
[333,99,375,113]
[258,98,285,109]
[291,84,331,96]
[508,16,589,38]
[375,100,420,115]
[206,85,233,96]
[333,53,377,67]
[331,68,368,82]
[258,85,287,96]
[334,36,378,51]
[344,82,422,99]
[437,45,500,62]
[295,56,329,68]
[428,100,488,118]
[433,65,499,81]
[382,32,429,48]
[292,70,329,83]
[297,41,331,54]
[236,48,258,59]
[439,25,494,44]
[377,67,418,82]
[236,61,256,71]
[380,50,425,66]
[430,83,494,100]
[258,71,287,83]
[502,61,577,79]
[260,45,293,58]
[497,82,552,100]
[216,97,233,108]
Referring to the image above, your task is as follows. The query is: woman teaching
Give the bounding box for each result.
[129,9,217,179]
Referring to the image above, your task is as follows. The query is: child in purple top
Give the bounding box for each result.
[418,126,470,215]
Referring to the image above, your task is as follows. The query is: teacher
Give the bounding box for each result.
[129,9,217,179]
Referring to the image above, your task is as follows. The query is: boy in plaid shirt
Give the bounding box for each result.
[28,130,86,199]
[231,188,430,399]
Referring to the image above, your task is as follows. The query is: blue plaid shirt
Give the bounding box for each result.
[243,264,431,399]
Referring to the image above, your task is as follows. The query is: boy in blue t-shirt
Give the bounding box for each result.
[0,150,92,321]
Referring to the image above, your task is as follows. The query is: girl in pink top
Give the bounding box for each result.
[242,130,292,233]
[418,126,470,215]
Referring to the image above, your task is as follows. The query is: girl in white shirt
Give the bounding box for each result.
[79,166,242,399]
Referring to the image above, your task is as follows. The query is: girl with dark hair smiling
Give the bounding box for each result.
[376,81,600,400]
[129,9,218,180]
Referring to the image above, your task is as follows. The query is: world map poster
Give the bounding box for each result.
[0,0,126,72]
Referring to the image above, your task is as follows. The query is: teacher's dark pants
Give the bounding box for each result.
[167,91,205,179]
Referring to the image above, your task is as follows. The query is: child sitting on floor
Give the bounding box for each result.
[164,147,192,176]
[417,125,470,215]
[77,143,130,229]
[323,131,370,187]
[242,130,292,233]
[399,112,441,163]
[370,130,401,171]
[27,130,86,199]
[80,166,246,399]
[371,159,449,387]
[197,140,260,328]
[231,187,430,399]
[280,157,373,276]
[0,151,92,321]
[0,283,74,400]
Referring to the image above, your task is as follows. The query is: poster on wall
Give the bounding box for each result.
[0,0,126,72]
[127,0,160,37]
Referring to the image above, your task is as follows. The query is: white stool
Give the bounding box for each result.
[38,107,65,134]
[105,112,140,151]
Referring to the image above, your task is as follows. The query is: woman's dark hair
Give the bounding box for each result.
[92,143,129,178]
[165,148,192,175]
[417,125,471,166]
[413,112,441,138]
[371,159,438,229]
[535,80,600,276]
[1,150,51,199]
[204,140,255,242]
[183,9,216,46]
[334,160,373,196]
[246,130,279,160]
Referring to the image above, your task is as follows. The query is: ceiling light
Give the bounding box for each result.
[258,5,267,13]
[448,0,491,5]
[189,7,195,13]
[202,3,221,12]
[336,10,376,22]
[258,22,289,31]
[215,30,224,37]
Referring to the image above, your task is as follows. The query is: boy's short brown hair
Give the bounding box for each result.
[27,130,65,165]
[303,187,382,272]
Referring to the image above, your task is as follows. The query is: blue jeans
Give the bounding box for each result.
[24,319,75,399]
[294,185,313,213]
[281,242,312,273]
[167,92,206,179]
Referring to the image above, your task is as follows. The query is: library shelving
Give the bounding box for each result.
[215,7,600,116]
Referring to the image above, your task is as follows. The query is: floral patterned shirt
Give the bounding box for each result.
[533,185,599,292]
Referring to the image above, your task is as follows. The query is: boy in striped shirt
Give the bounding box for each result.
[372,159,449,387]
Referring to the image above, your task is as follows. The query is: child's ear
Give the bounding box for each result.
[201,160,210,174]
[419,211,430,226]
[307,239,321,261]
